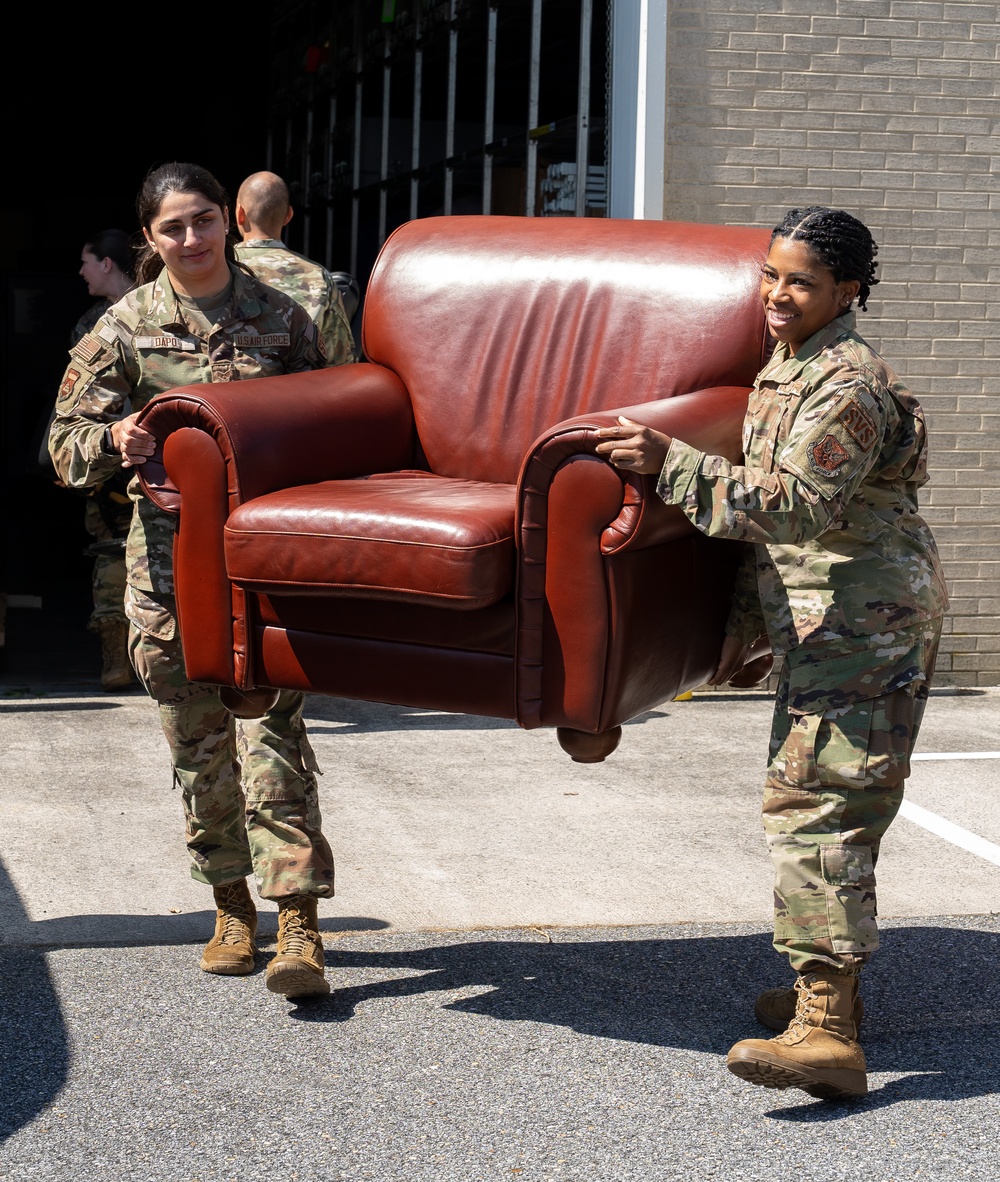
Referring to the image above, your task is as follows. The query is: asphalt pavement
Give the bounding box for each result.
[1,602,998,1181]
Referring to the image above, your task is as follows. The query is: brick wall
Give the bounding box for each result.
[664,0,1000,686]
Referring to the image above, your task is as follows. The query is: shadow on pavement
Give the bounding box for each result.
[3,904,997,1135]
[14,912,389,948]
[0,860,69,1141]
[301,699,692,735]
[287,921,1000,1112]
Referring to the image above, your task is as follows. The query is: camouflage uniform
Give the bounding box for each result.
[72,299,111,345]
[69,299,133,631]
[49,264,347,899]
[235,238,356,367]
[657,311,949,974]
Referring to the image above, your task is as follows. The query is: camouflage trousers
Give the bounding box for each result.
[763,630,940,976]
[128,626,334,900]
[84,499,128,627]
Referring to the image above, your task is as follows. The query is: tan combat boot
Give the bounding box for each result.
[754,977,864,1032]
[266,895,330,998]
[727,971,867,1099]
[97,617,134,691]
[200,879,258,975]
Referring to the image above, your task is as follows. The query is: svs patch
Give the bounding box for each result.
[837,401,878,450]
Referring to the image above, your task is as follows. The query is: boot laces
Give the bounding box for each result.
[278,903,316,957]
[780,975,820,1040]
[215,883,253,946]
[218,911,251,946]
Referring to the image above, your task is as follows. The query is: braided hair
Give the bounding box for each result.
[771,207,879,311]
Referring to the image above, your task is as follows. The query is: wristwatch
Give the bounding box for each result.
[101,426,118,457]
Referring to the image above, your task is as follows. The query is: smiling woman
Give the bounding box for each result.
[759,238,858,354]
[141,192,231,296]
[597,205,950,1101]
[47,161,358,1004]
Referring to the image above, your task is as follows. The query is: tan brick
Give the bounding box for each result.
[952,654,1000,672]
[665,2,999,688]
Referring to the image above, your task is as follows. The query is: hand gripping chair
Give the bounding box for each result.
[135,216,770,762]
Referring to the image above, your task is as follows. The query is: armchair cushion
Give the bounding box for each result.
[225,470,516,610]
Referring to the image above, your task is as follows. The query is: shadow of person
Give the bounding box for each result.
[0,852,386,1143]
[287,921,1000,1110]
[0,860,69,1141]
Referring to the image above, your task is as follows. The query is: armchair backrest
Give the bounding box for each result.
[362,215,771,485]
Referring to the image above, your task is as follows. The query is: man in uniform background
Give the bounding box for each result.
[234,171,358,365]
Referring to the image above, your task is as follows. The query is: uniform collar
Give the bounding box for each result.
[761,310,857,383]
[149,264,266,331]
[241,237,285,249]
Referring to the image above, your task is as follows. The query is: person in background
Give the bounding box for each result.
[73,229,136,690]
[50,162,353,1000]
[75,229,133,341]
[234,170,358,363]
[596,206,948,1101]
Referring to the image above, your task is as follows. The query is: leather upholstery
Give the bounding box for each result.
[226,471,516,609]
[137,215,770,745]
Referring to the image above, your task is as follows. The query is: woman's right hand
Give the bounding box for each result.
[112,413,157,468]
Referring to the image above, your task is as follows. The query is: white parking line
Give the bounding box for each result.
[902,751,1000,865]
[911,751,1000,761]
[898,800,1000,867]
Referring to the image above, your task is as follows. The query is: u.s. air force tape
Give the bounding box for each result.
[230,333,290,347]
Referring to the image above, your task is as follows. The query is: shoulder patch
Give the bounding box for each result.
[837,400,878,450]
[73,333,105,366]
[811,435,850,473]
[60,368,81,400]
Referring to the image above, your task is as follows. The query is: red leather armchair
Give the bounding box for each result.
[136,216,770,761]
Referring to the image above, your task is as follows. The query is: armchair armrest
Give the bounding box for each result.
[135,362,415,514]
[516,385,749,731]
[132,362,414,692]
[518,385,749,557]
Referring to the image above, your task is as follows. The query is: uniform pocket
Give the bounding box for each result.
[812,701,874,789]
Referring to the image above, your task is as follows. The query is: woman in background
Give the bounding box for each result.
[69,229,136,689]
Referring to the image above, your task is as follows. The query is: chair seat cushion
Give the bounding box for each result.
[225,471,516,610]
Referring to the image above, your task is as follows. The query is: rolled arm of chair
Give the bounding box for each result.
[135,362,416,514]
[133,362,415,693]
[515,385,749,731]
[518,385,749,558]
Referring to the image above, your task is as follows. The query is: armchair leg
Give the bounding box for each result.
[219,686,281,719]
[556,726,623,764]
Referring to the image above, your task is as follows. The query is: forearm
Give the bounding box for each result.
[48,413,121,489]
[657,437,840,545]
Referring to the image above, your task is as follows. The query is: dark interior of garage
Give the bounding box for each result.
[0,0,608,685]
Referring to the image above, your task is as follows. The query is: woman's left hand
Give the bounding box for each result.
[594,416,672,475]
[113,412,157,468]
